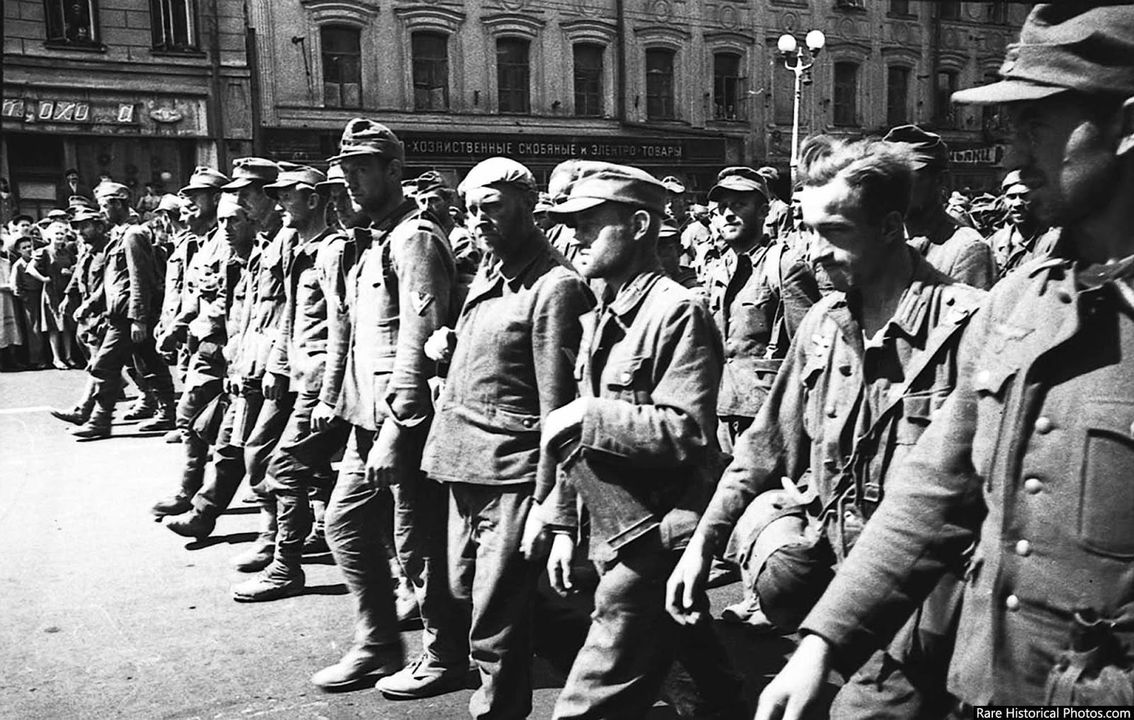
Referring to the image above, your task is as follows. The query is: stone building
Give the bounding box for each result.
[250,0,1027,194]
[2,0,253,217]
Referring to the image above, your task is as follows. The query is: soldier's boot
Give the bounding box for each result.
[301,498,330,555]
[122,390,158,421]
[163,429,182,443]
[393,559,421,626]
[137,394,177,432]
[231,502,277,572]
[52,381,98,425]
[165,508,217,540]
[150,493,193,518]
[71,404,114,440]
[231,558,305,603]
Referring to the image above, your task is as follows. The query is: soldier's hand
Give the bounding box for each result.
[754,634,832,720]
[548,533,576,596]
[262,372,289,401]
[665,534,712,625]
[424,327,457,363]
[541,399,588,458]
[365,420,407,489]
[131,320,149,345]
[311,401,337,431]
[520,503,550,561]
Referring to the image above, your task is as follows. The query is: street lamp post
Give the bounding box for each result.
[777,30,825,183]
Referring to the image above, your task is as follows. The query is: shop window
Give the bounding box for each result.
[497,38,531,114]
[150,0,197,52]
[412,32,449,111]
[938,1,962,20]
[321,26,362,109]
[934,69,959,127]
[713,52,745,121]
[43,0,101,47]
[646,48,675,121]
[833,61,858,127]
[573,43,604,118]
[886,65,910,127]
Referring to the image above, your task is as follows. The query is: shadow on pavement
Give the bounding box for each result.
[183,532,259,550]
[301,583,349,596]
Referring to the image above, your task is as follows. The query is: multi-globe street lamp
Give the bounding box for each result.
[777,29,826,183]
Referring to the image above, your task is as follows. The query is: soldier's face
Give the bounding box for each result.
[183,189,218,225]
[340,155,394,214]
[75,220,103,244]
[237,183,276,227]
[464,184,531,257]
[99,197,128,224]
[1003,183,1031,225]
[276,186,315,228]
[1004,94,1123,229]
[218,206,253,252]
[416,191,448,220]
[666,194,686,219]
[710,190,767,248]
[801,178,898,293]
[569,203,639,281]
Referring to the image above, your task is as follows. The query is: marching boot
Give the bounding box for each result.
[165,509,217,539]
[137,394,177,432]
[122,390,158,421]
[301,498,330,555]
[52,381,98,425]
[231,559,305,602]
[150,493,193,518]
[71,404,114,440]
[231,502,277,572]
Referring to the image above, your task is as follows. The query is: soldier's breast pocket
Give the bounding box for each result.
[604,356,652,405]
[735,287,774,338]
[971,360,1017,483]
[1073,399,1134,558]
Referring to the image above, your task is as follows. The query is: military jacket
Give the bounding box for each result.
[102,223,160,325]
[229,225,290,381]
[988,224,1061,278]
[908,214,996,290]
[156,229,199,337]
[801,251,1134,705]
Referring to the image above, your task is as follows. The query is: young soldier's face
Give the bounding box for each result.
[218,206,253,253]
[801,178,894,293]
[340,155,394,215]
[710,190,768,248]
[569,203,638,280]
[1003,182,1031,225]
[237,183,276,227]
[276,186,315,229]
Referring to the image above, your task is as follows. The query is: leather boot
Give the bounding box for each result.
[231,559,304,602]
[311,643,404,691]
[165,509,216,539]
[151,493,193,518]
[137,395,176,432]
[71,405,113,440]
[163,429,182,443]
[302,499,329,554]
[231,502,277,572]
[122,390,157,421]
[52,385,97,426]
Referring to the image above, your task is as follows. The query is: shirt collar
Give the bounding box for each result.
[604,270,664,318]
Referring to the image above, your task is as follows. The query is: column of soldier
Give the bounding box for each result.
[43,4,1134,717]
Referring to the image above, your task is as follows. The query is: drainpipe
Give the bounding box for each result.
[616,0,626,124]
[205,0,226,169]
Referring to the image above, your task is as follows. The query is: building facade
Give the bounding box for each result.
[2,0,253,218]
[250,0,1027,195]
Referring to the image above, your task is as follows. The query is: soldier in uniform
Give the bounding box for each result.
[885,125,996,290]
[705,166,820,453]
[535,160,743,719]
[988,169,1060,278]
[72,183,172,439]
[756,3,1134,716]
[668,136,987,718]
[311,119,467,694]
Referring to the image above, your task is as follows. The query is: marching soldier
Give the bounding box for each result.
[757,3,1134,716]
[988,169,1060,278]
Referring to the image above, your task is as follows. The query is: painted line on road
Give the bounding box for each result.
[0,406,53,415]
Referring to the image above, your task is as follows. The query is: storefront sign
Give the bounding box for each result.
[949,145,1004,166]
[2,97,136,124]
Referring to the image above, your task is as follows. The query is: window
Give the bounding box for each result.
[981,71,1002,131]
[713,52,745,121]
[573,43,604,117]
[150,0,197,52]
[772,54,795,125]
[497,38,531,114]
[886,66,910,126]
[412,32,449,111]
[938,1,962,20]
[833,62,858,127]
[890,0,912,15]
[835,0,865,8]
[321,26,362,109]
[986,1,1007,23]
[645,48,675,120]
[44,0,101,46]
[934,69,958,127]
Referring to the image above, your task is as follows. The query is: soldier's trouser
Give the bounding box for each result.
[89,319,173,406]
[830,648,953,720]
[448,484,535,720]
[192,388,292,518]
[327,425,468,664]
[552,532,744,720]
[264,389,349,564]
[175,380,223,499]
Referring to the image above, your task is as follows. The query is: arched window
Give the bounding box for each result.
[321,26,362,109]
[645,48,676,120]
[574,43,604,118]
[412,32,449,111]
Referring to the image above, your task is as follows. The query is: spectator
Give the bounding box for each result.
[56,168,93,208]
[8,235,48,368]
[136,182,163,220]
[35,220,79,368]
[0,178,15,227]
[0,235,25,370]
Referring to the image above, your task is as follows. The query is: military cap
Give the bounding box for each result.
[457,157,537,199]
[180,166,230,194]
[46,209,70,221]
[1001,169,1026,190]
[216,193,244,218]
[221,157,279,191]
[708,166,771,202]
[331,118,405,162]
[153,194,183,215]
[953,3,1134,105]
[658,222,680,243]
[757,166,781,183]
[534,192,554,214]
[12,213,35,224]
[315,163,346,190]
[70,206,104,223]
[414,170,449,196]
[264,162,327,199]
[660,175,686,194]
[883,125,949,171]
[547,160,667,217]
[94,182,131,201]
[68,195,97,210]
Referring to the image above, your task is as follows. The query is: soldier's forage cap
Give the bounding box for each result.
[546,160,667,217]
[264,163,327,199]
[458,157,537,199]
[94,182,131,201]
[156,194,185,214]
[68,194,96,210]
[315,163,346,190]
[658,222,680,243]
[180,166,230,194]
[217,193,244,217]
[534,192,554,214]
[708,167,770,202]
[222,158,280,191]
[757,166,781,183]
[883,125,949,171]
[415,170,449,196]
[953,3,1134,105]
[1001,169,1026,190]
[70,206,104,224]
[331,118,405,162]
[46,209,70,221]
[661,175,686,194]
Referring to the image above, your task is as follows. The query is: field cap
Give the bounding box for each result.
[315,163,346,190]
[708,167,770,202]
[46,208,70,221]
[94,182,131,201]
[414,171,449,196]
[264,163,326,199]
[331,118,405,162]
[883,125,949,171]
[953,3,1134,105]
[660,175,686,194]
[458,157,537,199]
[180,166,229,194]
[547,160,667,217]
[222,158,279,191]
[155,194,184,214]
[1001,169,1026,190]
[70,206,104,223]
[68,195,97,210]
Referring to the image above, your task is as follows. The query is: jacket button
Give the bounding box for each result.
[1015,540,1031,557]
[1024,477,1043,494]
[621,372,632,383]
[1056,288,1073,304]
[976,370,991,386]
[1034,417,1054,434]
[1005,594,1020,611]
[826,406,837,418]
[522,418,535,428]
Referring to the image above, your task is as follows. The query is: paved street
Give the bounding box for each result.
[0,369,818,720]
